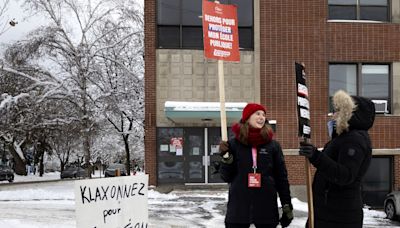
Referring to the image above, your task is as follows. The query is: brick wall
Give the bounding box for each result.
[260,1,400,185]
[260,1,400,149]
[259,1,330,149]
[395,156,400,191]
[285,156,316,185]
[144,0,157,186]
[327,23,400,61]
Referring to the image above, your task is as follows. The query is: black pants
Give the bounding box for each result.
[225,223,277,228]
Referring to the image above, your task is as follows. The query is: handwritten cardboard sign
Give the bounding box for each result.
[74,175,148,228]
[202,0,239,62]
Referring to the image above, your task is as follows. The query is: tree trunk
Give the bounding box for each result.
[39,151,44,177]
[81,70,92,178]
[35,141,45,177]
[123,134,131,175]
[8,144,27,175]
[83,134,92,178]
[60,161,65,172]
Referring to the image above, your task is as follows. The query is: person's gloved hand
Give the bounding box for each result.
[299,141,318,159]
[280,204,293,227]
[219,141,230,158]
[212,161,220,174]
[219,141,233,164]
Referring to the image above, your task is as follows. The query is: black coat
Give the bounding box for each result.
[310,130,371,228]
[220,139,291,225]
[309,95,375,228]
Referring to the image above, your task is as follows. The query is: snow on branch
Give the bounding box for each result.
[91,31,139,56]
[0,93,29,110]
[93,54,139,79]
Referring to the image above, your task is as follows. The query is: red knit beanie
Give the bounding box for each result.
[241,103,267,122]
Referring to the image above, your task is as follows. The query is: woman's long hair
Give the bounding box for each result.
[235,121,274,145]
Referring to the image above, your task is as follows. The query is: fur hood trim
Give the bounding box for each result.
[332,90,356,135]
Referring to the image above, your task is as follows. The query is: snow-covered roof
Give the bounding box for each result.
[164,101,247,111]
[164,101,247,124]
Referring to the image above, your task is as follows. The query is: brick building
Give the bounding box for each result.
[144,0,400,206]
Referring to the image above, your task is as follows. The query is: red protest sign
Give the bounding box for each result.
[202,0,240,62]
[170,137,183,149]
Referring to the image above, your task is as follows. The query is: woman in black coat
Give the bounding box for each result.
[219,103,293,228]
[300,90,376,228]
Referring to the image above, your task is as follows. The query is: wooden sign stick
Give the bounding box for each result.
[218,59,228,141]
[304,138,314,228]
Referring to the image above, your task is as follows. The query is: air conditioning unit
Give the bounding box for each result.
[371,100,388,114]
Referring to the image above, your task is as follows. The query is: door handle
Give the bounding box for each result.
[202,156,210,166]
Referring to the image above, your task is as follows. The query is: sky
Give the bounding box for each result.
[0,172,398,228]
[0,0,145,44]
[0,0,49,44]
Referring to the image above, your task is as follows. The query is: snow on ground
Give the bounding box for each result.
[13,171,61,182]
[0,172,399,228]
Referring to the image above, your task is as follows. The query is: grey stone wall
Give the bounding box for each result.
[156,50,257,126]
[393,0,400,23]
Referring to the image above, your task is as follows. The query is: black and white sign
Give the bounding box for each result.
[295,62,311,138]
[74,175,148,228]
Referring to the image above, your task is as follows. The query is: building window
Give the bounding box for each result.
[157,0,253,49]
[328,0,389,21]
[329,63,390,113]
[362,156,393,207]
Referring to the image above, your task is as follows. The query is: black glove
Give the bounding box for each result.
[219,141,233,164]
[280,204,293,227]
[212,161,220,174]
[219,141,230,158]
[299,141,318,159]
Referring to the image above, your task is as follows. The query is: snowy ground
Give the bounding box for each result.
[0,172,399,228]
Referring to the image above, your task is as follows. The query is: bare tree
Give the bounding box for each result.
[47,121,81,173]
[3,0,145,176]
[92,5,144,173]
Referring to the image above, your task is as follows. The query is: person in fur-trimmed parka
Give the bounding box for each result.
[299,90,376,228]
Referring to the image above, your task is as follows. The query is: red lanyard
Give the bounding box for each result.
[252,147,257,173]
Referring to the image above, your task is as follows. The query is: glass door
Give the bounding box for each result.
[183,128,205,183]
[157,128,185,183]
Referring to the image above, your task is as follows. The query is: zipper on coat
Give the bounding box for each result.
[324,189,329,205]
[249,190,254,223]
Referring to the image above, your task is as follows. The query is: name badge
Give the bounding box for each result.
[248,173,261,188]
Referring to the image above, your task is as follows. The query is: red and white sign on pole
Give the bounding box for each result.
[202,0,240,62]
[202,0,239,142]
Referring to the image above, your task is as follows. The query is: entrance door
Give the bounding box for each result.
[183,128,205,183]
[157,128,185,183]
[157,127,229,184]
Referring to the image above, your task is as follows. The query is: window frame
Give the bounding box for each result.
[328,0,390,22]
[157,0,254,50]
[328,63,392,114]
